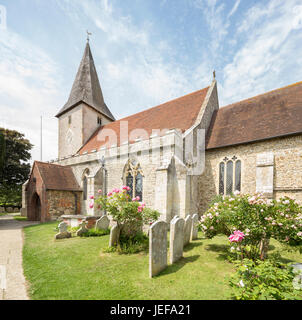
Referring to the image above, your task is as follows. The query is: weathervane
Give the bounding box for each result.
[86,30,92,42]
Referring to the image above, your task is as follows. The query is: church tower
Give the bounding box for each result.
[56,41,115,159]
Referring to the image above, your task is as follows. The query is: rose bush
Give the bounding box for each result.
[200,192,302,260]
[93,187,159,241]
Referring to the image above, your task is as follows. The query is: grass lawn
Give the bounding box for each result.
[14,215,28,221]
[23,221,302,300]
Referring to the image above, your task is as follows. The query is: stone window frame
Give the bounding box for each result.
[122,158,144,200]
[219,156,241,195]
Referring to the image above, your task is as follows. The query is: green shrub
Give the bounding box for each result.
[79,228,110,237]
[102,232,149,254]
[228,258,302,300]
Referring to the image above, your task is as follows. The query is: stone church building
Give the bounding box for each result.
[22,41,302,223]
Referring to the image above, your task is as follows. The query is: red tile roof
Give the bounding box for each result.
[34,161,81,191]
[79,87,209,154]
[206,81,302,150]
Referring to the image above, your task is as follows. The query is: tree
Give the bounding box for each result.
[0,128,33,208]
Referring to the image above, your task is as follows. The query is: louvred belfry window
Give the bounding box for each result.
[219,157,241,195]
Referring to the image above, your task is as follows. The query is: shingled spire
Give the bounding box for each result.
[56,42,115,120]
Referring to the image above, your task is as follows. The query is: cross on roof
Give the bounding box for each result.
[86,30,92,42]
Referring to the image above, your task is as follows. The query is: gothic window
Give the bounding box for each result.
[135,172,143,201]
[124,159,144,200]
[219,157,241,195]
[126,172,133,197]
[97,117,102,125]
[235,160,241,192]
[226,161,234,195]
[219,162,225,195]
[68,115,72,125]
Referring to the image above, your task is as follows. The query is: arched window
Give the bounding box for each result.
[219,157,241,195]
[124,159,144,200]
[219,162,225,195]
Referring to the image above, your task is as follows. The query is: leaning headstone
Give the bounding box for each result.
[191,214,199,241]
[55,222,71,240]
[109,225,120,247]
[76,220,88,236]
[95,215,110,230]
[149,221,168,278]
[170,217,185,264]
[183,215,192,247]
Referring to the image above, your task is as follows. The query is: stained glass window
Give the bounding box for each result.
[219,162,225,195]
[235,160,241,192]
[126,173,133,197]
[226,161,233,195]
[219,157,241,195]
[135,172,143,201]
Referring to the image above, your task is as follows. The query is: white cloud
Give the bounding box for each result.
[221,0,302,106]
[59,0,212,118]
[228,0,241,18]
[0,29,63,163]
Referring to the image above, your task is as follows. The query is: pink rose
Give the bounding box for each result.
[89,202,94,209]
[229,230,245,243]
[98,189,102,194]
[89,195,94,200]
[107,192,113,197]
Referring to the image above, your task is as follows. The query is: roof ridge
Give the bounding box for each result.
[106,86,210,124]
[220,80,302,110]
[35,160,66,168]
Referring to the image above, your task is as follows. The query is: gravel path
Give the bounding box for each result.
[0,214,39,300]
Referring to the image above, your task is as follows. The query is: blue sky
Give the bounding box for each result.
[0,0,302,162]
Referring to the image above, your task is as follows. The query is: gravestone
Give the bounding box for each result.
[55,222,71,239]
[191,214,199,241]
[291,263,302,290]
[96,215,110,230]
[76,220,88,236]
[109,225,120,247]
[170,217,185,264]
[149,221,168,278]
[183,215,192,247]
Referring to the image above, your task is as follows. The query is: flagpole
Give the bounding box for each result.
[40,116,42,161]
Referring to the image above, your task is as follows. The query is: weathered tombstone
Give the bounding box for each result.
[191,214,199,241]
[170,217,185,264]
[55,222,71,240]
[95,215,110,230]
[291,263,302,290]
[183,215,192,247]
[109,225,120,247]
[149,221,168,278]
[76,220,88,236]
